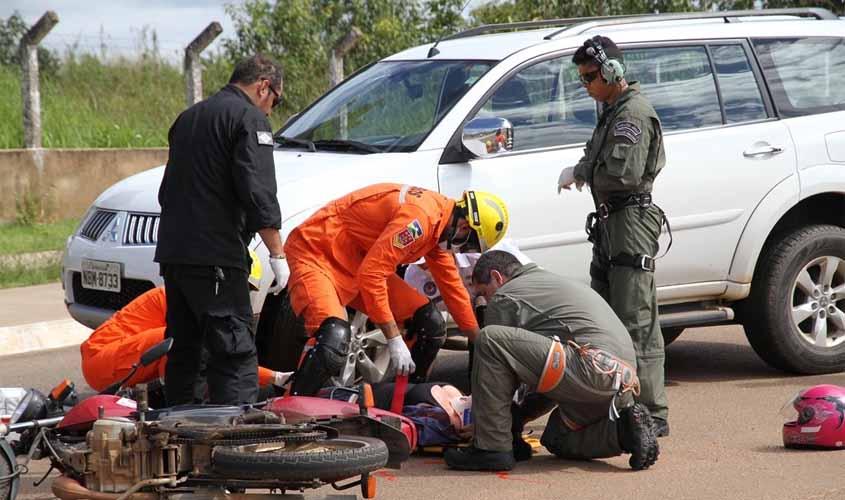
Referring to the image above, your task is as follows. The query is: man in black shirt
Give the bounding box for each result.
[155,54,287,405]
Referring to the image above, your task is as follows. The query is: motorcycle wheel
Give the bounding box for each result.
[0,449,12,500]
[212,436,388,482]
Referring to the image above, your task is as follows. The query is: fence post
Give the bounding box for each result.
[20,11,58,149]
[184,22,223,106]
[329,27,362,139]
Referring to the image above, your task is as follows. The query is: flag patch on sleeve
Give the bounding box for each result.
[256,131,274,146]
[613,120,642,144]
[393,219,424,249]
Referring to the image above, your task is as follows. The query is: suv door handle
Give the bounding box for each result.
[743,145,784,157]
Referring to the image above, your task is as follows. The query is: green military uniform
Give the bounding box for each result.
[472,263,639,459]
[572,82,668,422]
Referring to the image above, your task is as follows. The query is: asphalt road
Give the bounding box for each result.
[3,325,845,500]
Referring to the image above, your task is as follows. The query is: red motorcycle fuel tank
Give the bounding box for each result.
[57,396,137,431]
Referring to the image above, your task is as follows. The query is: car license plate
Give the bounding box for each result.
[81,259,121,293]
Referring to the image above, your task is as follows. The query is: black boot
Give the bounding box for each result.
[652,417,670,437]
[444,446,515,471]
[510,403,532,462]
[617,403,659,470]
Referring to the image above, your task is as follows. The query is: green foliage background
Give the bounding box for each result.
[0,0,841,149]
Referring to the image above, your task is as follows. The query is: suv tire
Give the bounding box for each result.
[744,224,845,374]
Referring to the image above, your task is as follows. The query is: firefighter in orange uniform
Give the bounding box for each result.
[81,279,287,392]
[285,183,509,395]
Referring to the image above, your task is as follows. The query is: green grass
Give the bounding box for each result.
[0,219,79,255]
[0,262,61,289]
[0,55,289,149]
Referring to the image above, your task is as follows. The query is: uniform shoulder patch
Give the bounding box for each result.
[256,131,274,146]
[613,120,642,144]
[393,219,424,249]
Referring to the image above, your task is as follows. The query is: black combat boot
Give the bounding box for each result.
[444,446,515,471]
[617,403,659,470]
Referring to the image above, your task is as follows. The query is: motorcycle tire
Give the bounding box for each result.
[0,448,13,500]
[212,436,388,482]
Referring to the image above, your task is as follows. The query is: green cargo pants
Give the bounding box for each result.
[589,204,668,421]
[472,325,635,459]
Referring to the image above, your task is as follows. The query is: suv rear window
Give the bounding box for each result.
[624,46,722,132]
[753,37,845,117]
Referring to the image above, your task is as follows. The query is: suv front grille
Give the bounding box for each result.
[79,210,116,241]
[124,213,160,245]
[71,272,155,311]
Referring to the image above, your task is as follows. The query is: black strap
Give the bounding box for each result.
[610,252,655,272]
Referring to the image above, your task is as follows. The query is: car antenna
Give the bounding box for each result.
[428,0,474,58]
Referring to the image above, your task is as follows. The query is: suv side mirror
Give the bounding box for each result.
[462,117,513,159]
[140,338,173,367]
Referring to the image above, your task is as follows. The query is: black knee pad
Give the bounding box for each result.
[290,317,351,396]
[406,300,446,342]
[313,317,352,371]
[407,301,446,382]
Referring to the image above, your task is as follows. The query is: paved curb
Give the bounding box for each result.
[0,319,90,358]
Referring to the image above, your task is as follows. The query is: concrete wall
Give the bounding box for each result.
[0,148,167,223]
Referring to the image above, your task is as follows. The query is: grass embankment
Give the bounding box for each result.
[0,55,236,149]
[0,219,79,289]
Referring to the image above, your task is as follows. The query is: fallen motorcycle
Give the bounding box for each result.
[1,339,416,500]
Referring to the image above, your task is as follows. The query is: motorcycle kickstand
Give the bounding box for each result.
[33,464,53,488]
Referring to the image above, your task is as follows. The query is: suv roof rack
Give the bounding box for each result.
[441,8,837,42]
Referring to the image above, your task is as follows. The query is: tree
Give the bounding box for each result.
[223,0,465,121]
[0,12,60,76]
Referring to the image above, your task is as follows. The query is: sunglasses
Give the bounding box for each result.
[579,69,602,85]
[265,80,282,108]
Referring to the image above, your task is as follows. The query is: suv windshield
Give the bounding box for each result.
[280,60,494,153]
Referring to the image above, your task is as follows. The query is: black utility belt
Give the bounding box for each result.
[596,192,652,220]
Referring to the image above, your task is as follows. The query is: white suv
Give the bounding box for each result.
[63,9,845,374]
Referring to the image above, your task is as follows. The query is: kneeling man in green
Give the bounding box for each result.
[444,251,659,471]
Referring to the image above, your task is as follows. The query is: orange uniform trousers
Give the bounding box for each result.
[81,287,274,392]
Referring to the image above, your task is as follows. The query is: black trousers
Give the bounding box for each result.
[162,264,258,406]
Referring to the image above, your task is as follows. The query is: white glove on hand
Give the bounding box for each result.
[388,336,416,377]
[267,256,290,295]
[557,166,583,193]
[272,371,293,387]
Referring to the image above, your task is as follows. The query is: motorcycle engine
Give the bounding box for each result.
[63,418,180,493]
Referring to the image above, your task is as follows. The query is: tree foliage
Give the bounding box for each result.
[223,0,466,120]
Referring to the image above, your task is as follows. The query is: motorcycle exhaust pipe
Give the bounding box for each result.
[51,476,158,500]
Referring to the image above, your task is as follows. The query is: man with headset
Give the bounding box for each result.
[557,36,669,437]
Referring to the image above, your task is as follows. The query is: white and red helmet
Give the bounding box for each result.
[782,384,845,449]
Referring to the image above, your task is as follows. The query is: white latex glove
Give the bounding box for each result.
[557,166,584,193]
[388,336,416,377]
[272,371,293,387]
[267,256,290,295]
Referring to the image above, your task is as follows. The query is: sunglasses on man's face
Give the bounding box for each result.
[579,69,602,85]
[265,80,281,109]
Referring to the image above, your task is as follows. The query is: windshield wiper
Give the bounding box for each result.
[275,135,316,152]
[312,139,381,154]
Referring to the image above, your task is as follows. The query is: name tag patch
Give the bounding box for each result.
[393,219,424,249]
[256,131,274,146]
[613,120,642,144]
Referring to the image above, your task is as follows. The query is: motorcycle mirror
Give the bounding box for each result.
[140,338,173,367]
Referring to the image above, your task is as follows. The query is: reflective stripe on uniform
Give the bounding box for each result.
[537,337,566,393]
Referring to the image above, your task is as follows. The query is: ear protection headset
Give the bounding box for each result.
[585,36,625,84]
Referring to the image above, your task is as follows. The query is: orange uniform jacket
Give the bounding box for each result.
[80,287,274,391]
[285,183,478,331]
